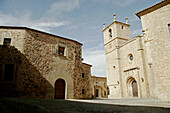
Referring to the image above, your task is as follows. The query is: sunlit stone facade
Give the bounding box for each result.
[103,0,170,101]
[0,26,92,99]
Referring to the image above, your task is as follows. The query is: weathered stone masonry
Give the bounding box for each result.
[0,26,92,99]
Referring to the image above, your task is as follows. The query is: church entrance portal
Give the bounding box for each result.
[55,79,65,99]
[127,77,138,97]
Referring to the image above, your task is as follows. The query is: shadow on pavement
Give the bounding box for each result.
[0,97,170,113]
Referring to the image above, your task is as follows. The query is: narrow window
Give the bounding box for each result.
[168,23,170,34]
[96,82,98,86]
[108,29,112,37]
[107,86,110,95]
[3,64,14,81]
[3,38,11,48]
[121,25,124,29]
[58,46,65,56]
[104,91,106,96]
[104,83,105,87]
[82,73,85,78]
[82,89,85,94]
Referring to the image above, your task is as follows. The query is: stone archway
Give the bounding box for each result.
[55,79,65,99]
[127,77,138,97]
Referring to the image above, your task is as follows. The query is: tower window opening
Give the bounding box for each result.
[108,29,112,37]
[122,26,124,29]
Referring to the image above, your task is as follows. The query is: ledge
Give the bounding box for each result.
[124,67,140,72]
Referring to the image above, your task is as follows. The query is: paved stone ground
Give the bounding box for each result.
[0,97,170,113]
[69,98,170,108]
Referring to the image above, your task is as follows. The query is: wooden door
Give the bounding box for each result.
[96,89,99,97]
[132,81,138,97]
[55,79,65,99]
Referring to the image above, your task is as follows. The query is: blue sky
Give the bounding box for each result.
[0,0,161,76]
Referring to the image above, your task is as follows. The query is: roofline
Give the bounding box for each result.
[0,26,83,45]
[136,0,170,18]
[91,76,106,78]
[82,62,92,67]
[102,21,130,32]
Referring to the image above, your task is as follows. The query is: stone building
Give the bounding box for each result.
[0,26,92,99]
[91,76,107,98]
[103,0,170,101]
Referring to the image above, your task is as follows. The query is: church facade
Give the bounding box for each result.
[103,0,170,101]
[0,26,92,99]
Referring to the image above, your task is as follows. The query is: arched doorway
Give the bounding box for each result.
[55,79,65,99]
[132,81,138,97]
[127,77,138,97]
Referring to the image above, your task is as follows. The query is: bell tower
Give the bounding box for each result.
[103,13,131,49]
[103,13,131,98]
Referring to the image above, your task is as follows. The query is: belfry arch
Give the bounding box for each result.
[126,77,138,97]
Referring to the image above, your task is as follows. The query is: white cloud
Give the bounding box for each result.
[83,44,106,77]
[0,11,70,33]
[48,0,79,15]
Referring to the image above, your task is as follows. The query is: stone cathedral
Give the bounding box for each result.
[103,0,170,101]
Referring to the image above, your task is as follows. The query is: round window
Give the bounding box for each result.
[129,54,133,61]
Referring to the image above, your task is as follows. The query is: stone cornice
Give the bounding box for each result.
[104,37,128,46]
[136,0,170,18]
[105,36,142,55]
[102,21,130,32]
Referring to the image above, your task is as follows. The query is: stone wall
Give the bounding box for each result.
[140,3,170,100]
[0,29,48,98]
[79,63,92,99]
[0,27,92,99]
[91,76,107,98]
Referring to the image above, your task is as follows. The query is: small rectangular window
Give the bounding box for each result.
[82,89,85,95]
[58,46,65,56]
[96,82,98,86]
[3,64,14,81]
[104,83,105,87]
[3,38,11,48]
[82,73,85,78]
[104,91,106,96]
